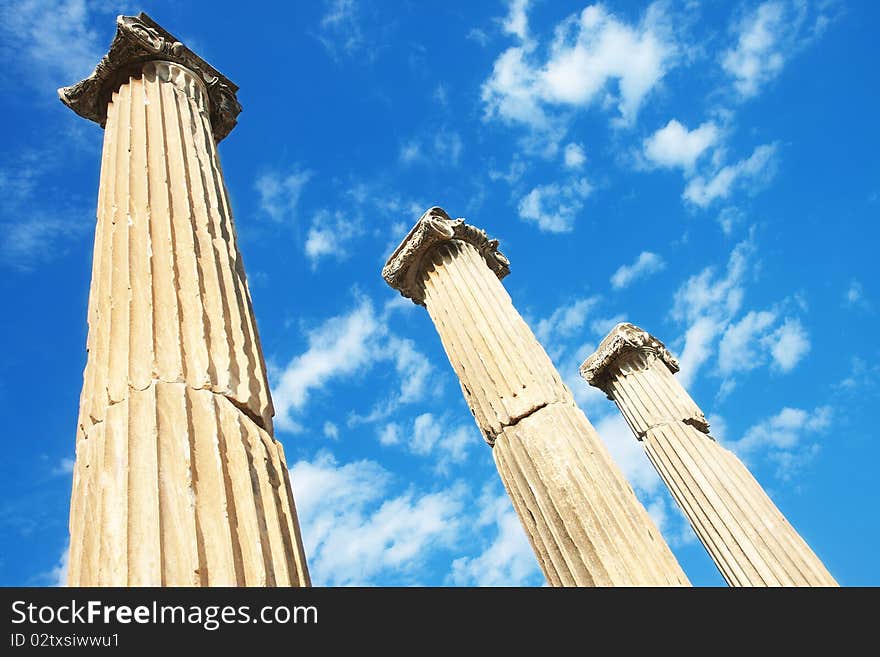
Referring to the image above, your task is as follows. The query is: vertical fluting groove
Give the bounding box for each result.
[424,272,499,434]
[457,245,561,406]
[275,443,310,586]
[643,435,743,585]
[70,62,309,586]
[644,432,750,585]
[187,92,239,405]
[170,77,213,389]
[212,394,246,585]
[721,448,832,583]
[492,447,561,585]
[177,85,223,390]
[107,79,132,405]
[209,136,273,426]
[183,385,209,586]
[493,434,580,586]
[651,425,777,584]
[684,428,810,585]
[241,423,278,586]
[680,425,802,585]
[493,441,569,586]
[502,427,607,586]
[261,432,298,585]
[553,404,669,584]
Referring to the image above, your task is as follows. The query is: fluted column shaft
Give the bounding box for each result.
[66,58,309,586]
[581,324,836,586]
[384,210,688,586]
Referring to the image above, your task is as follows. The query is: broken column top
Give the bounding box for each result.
[382,206,510,305]
[58,12,241,142]
[580,322,680,389]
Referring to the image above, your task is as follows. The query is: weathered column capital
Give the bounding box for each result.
[57,12,241,142]
[382,206,510,305]
[579,322,679,390]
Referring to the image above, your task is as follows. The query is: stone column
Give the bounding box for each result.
[383,208,689,586]
[59,13,310,586]
[580,323,837,586]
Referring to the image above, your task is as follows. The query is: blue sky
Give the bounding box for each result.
[0,0,877,587]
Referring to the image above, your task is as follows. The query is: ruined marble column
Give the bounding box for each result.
[59,13,310,586]
[580,323,837,586]
[383,208,689,586]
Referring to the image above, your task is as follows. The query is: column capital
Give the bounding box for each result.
[580,322,679,388]
[57,12,241,142]
[382,206,510,305]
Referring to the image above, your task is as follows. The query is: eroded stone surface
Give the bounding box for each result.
[58,12,241,142]
[64,19,309,586]
[383,210,689,587]
[581,322,838,587]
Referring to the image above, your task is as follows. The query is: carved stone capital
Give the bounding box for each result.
[382,206,511,305]
[58,12,241,142]
[580,322,680,389]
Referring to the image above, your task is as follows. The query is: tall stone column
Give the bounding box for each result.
[383,208,689,586]
[59,13,310,586]
[580,323,837,586]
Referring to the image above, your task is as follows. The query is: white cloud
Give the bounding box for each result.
[717,206,745,235]
[323,421,339,439]
[317,0,365,58]
[304,208,361,266]
[255,168,312,223]
[517,177,592,232]
[290,451,465,585]
[722,1,787,98]
[434,129,463,165]
[482,2,679,132]
[273,299,380,431]
[718,310,777,375]
[590,313,626,338]
[672,236,754,386]
[399,128,463,166]
[449,485,542,586]
[0,0,111,90]
[643,119,719,170]
[768,317,810,372]
[844,280,868,309]
[51,457,75,477]
[533,296,599,354]
[594,414,662,495]
[47,543,69,587]
[378,422,401,446]
[411,413,472,474]
[610,251,666,289]
[683,143,778,208]
[272,298,436,432]
[503,0,531,41]
[399,141,421,164]
[731,405,831,480]
[563,142,586,168]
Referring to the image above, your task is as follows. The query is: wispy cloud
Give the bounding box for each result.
[482,1,681,138]
[0,0,112,92]
[517,176,592,232]
[290,450,466,585]
[722,0,836,99]
[255,167,313,223]
[610,251,666,290]
[683,142,778,208]
[643,119,719,171]
[271,296,436,432]
[449,484,542,586]
[731,405,831,480]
